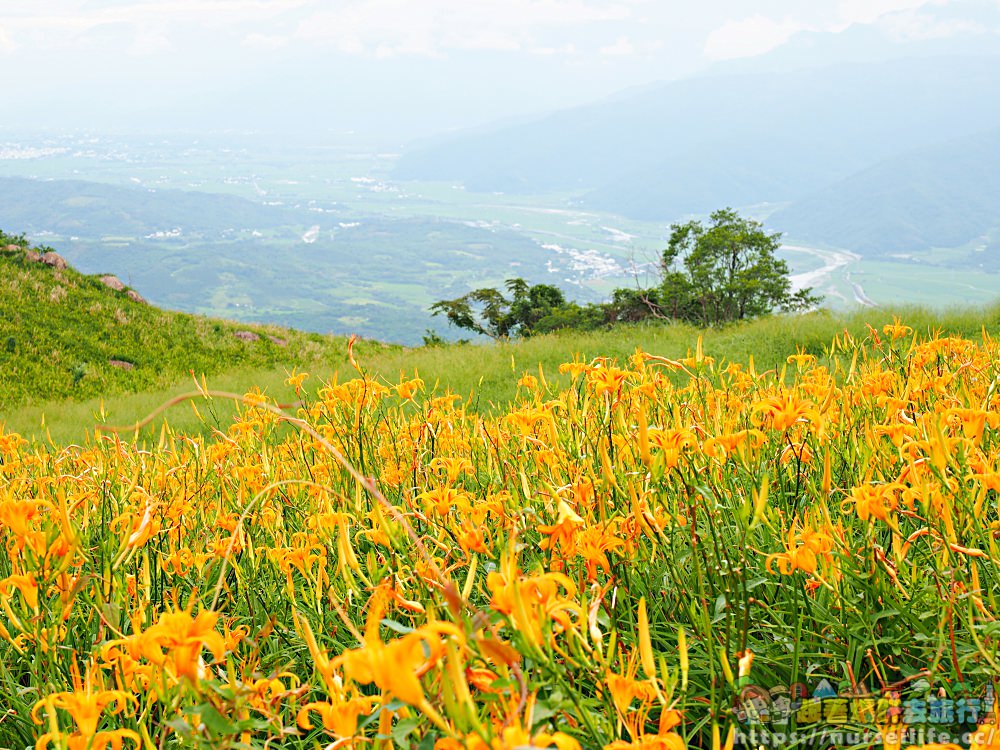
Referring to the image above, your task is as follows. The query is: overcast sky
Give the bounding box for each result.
[1,0,998,140]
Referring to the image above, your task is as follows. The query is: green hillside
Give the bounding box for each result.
[0,230,393,408]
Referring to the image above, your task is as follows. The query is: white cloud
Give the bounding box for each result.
[530,43,578,56]
[0,26,15,53]
[600,36,634,56]
[127,27,172,55]
[4,0,995,83]
[293,0,637,57]
[5,0,998,137]
[829,0,1000,41]
[241,32,289,50]
[700,0,985,61]
[882,11,988,38]
[835,0,935,26]
[704,15,807,60]
[1,0,310,49]
[451,31,523,53]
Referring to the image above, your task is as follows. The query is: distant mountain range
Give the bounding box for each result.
[769,127,1000,258]
[394,55,1000,255]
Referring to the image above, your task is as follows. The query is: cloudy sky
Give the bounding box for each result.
[1,0,997,140]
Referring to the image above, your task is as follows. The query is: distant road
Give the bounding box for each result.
[847,274,879,307]
[785,244,876,306]
[524,228,639,254]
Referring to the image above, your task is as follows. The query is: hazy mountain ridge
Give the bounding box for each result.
[770,127,1000,257]
[394,56,1000,237]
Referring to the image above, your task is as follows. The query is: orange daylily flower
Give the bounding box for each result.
[436,721,581,750]
[466,667,504,693]
[882,317,912,341]
[285,369,310,392]
[588,366,632,397]
[752,392,819,431]
[396,376,424,400]
[842,483,903,523]
[131,608,227,682]
[0,499,51,552]
[703,429,765,461]
[0,572,39,610]
[605,734,686,750]
[765,523,832,576]
[786,349,816,368]
[646,428,698,470]
[430,456,474,483]
[338,603,459,707]
[537,499,584,558]
[457,521,490,555]
[577,523,626,580]
[32,667,139,750]
[419,486,474,517]
[297,695,378,739]
[487,562,579,648]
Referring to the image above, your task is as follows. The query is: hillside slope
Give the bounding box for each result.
[0,231,391,407]
[769,127,1000,256]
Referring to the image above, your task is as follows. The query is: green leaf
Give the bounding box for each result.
[392,717,421,746]
[361,698,409,729]
[197,704,239,736]
[714,593,728,618]
[382,618,415,635]
[165,718,193,736]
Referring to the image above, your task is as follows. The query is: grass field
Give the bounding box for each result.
[10,303,1000,445]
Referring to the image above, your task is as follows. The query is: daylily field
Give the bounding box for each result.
[4,322,1000,749]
